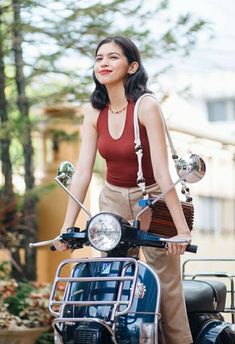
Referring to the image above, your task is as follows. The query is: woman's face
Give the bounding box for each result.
[94,42,131,86]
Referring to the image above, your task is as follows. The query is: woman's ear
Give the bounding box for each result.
[128,61,139,75]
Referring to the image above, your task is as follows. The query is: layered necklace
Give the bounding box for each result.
[109,102,128,114]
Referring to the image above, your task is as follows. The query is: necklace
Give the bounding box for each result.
[109,102,127,114]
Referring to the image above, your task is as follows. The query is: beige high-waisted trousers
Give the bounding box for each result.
[99,181,193,344]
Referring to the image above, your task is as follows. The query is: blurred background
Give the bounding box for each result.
[0,0,234,339]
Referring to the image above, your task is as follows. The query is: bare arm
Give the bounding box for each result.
[139,97,191,254]
[60,104,99,232]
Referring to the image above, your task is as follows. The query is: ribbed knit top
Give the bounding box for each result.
[97,100,155,187]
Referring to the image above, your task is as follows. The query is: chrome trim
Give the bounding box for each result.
[182,257,235,324]
[51,300,129,306]
[127,311,161,317]
[136,170,191,220]
[112,261,138,317]
[55,176,92,219]
[49,257,138,317]
[49,257,161,343]
[52,317,118,344]
[52,276,135,282]
[138,260,161,344]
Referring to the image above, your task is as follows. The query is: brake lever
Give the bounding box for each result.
[29,227,83,249]
[29,236,61,248]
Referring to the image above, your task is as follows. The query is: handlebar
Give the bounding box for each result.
[160,237,197,253]
[49,241,197,253]
[154,241,197,254]
[185,244,197,254]
[29,228,197,254]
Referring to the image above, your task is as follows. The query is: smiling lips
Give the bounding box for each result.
[99,69,112,75]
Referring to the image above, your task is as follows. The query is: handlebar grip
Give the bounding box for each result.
[186,244,197,253]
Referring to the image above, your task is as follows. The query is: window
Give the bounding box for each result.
[207,99,235,122]
[232,101,235,121]
[207,100,226,122]
[195,196,235,234]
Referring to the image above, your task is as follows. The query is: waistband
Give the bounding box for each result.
[104,180,160,195]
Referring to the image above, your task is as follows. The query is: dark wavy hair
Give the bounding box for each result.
[90,36,151,109]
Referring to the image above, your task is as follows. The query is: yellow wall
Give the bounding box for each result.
[37,184,92,283]
[36,104,92,283]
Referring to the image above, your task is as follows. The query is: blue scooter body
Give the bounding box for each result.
[51,258,161,344]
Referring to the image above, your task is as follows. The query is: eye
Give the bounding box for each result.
[95,56,102,62]
[110,55,119,59]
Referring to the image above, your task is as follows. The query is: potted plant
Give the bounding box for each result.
[0,261,53,344]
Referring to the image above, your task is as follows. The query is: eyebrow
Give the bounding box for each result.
[96,52,122,57]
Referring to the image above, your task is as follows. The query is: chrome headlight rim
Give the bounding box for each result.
[87,212,122,252]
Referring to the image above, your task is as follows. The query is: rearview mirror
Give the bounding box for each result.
[56,161,75,187]
[176,154,206,183]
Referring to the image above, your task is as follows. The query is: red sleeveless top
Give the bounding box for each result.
[97,100,156,187]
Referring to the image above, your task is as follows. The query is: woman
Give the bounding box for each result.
[55,35,192,344]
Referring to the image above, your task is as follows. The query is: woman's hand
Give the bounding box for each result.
[166,231,192,256]
[53,227,70,252]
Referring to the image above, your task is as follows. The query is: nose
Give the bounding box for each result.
[101,57,109,67]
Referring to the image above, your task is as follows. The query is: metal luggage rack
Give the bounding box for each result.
[182,258,235,323]
[49,257,139,318]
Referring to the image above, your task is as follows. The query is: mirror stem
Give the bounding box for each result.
[55,176,92,219]
[136,169,192,221]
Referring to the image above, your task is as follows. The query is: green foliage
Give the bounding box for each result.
[1,0,208,106]
[36,330,54,344]
[0,260,11,280]
[0,268,52,329]
[0,193,23,249]
[5,282,33,316]
[0,0,209,131]
[0,183,55,254]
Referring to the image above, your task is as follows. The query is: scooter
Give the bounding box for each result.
[30,156,235,343]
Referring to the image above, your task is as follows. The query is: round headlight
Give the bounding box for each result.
[87,213,122,252]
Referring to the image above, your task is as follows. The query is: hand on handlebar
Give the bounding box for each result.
[53,239,69,252]
[53,227,70,252]
[166,231,192,256]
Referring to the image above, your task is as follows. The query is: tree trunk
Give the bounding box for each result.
[11,0,36,281]
[0,6,13,197]
[0,7,24,281]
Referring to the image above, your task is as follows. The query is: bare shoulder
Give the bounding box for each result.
[139,94,161,122]
[138,94,162,125]
[82,103,100,126]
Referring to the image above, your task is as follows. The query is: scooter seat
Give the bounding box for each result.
[183,280,226,313]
